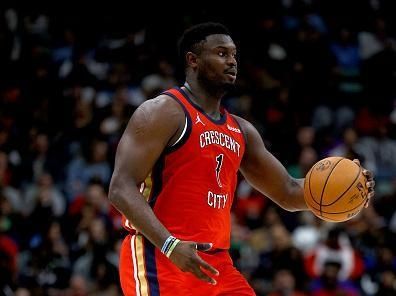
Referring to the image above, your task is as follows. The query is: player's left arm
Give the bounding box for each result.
[236,116,307,211]
[236,116,375,211]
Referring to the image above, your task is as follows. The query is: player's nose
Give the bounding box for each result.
[227,56,237,67]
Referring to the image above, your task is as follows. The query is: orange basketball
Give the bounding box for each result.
[303,157,368,222]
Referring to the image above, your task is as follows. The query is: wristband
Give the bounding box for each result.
[161,235,176,255]
[165,239,181,258]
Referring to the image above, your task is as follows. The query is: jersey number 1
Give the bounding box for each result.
[215,154,224,188]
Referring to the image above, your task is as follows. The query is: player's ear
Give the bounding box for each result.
[186,52,198,69]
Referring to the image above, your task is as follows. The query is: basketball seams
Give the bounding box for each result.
[304,157,368,222]
[307,158,336,206]
[319,158,344,217]
[322,165,362,207]
[305,198,366,215]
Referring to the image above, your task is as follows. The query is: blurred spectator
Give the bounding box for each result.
[15,288,31,296]
[83,140,111,185]
[230,212,254,273]
[288,146,318,178]
[253,224,306,291]
[53,29,76,65]
[297,126,316,148]
[66,139,111,200]
[358,17,396,60]
[305,228,364,281]
[0,151,13,187]
[234,179,267,230]
[292,212,324,254]
[362,36,396,113]
[376,269,396,296]
[373,124,396,181]
[65,142,87,201]
[18,220,71,292]
[23,172,66,218]
[73,217,119,294]
[268,269,307,296]
[287,16,333,107]
[141,59,178,98]
[330,28,362,98]
[312,105,356,136]
[22,132,59,184]
[310,260,360,296]
[0,151,22,213]
[263,86,298,160]
[326,127,378,175]
[69,181,121,231]
[0,227,18,293]
[66,274,88,296]
[99,92,130,136]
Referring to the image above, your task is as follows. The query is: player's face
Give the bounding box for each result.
[196,34,237,89]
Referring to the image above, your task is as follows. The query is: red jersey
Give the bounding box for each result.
[123,87,245,249]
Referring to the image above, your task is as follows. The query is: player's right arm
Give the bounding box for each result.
[108,95,218,284]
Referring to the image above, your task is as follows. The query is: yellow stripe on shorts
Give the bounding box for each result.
[135,235,150,296]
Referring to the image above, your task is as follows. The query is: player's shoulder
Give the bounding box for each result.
[134,93,185,124]
[139,93,184,115]
[229,114,256,137]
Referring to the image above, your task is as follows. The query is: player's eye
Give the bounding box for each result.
[218,51,226,57]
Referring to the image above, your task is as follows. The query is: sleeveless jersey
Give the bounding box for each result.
[122,87,246,249]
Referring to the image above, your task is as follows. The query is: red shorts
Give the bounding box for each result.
[119,234,256,296]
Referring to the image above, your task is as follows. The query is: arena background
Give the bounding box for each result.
[0,1,396,295]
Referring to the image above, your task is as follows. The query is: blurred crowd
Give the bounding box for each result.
[1,1,396,295]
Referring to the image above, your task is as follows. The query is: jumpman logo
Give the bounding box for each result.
[195,113,205,126]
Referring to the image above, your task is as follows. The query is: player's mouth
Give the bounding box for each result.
[224,69,237,79]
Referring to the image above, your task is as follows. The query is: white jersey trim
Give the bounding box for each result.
[171,116,188,147]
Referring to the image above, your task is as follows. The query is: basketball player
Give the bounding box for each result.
[108,22,375,296]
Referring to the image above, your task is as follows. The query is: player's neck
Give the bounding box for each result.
[183,81,224,119]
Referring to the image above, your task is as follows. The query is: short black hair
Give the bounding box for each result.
[178,22,231,67]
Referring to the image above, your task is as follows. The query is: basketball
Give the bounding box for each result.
[304,157,368,222]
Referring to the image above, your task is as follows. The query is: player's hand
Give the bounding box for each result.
[168,240,219,285]
[353,159,375,207]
